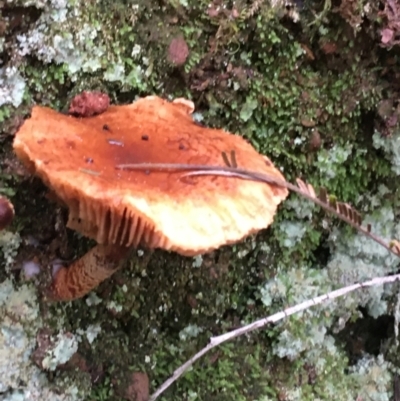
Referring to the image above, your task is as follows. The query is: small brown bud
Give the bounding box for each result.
[309,130,321,151]
[167,36,189,66]
[69,91,110,117]
[0,195,14,230]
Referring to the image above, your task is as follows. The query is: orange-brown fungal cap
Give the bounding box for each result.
[0,195,14,230]
[13,96,288,255]
[172,98,195,114]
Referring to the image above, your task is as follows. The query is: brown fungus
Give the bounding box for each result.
[13,96,288,301]
[167,36,189,66]
[69,91,110,117]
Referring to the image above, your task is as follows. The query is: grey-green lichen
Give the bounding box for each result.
[0,280,39,393]
[0,67,26,108]
[373,131,400,176]
[41,332,78,371]
[14,0,140,79]
[0,279,90,400]
[0,231,21,271]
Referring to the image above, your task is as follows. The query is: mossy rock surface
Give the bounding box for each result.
[1,1,400,400]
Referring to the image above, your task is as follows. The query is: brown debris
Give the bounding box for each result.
[0,195,14,230]
[31,328,55,369]
[308,130,322,151]
[59,352,89,373]
[375,98,400,136]
[333,0,363,30]
[125,372,149,401]
[301,118,316,128]
[69,91,110,117]
[167,36,189,66]
[320,41,338,55]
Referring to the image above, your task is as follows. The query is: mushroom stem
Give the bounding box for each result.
[50,244,131,301]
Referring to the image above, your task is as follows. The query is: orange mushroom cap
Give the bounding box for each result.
[13,96,288,255]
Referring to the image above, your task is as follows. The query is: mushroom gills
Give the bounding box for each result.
[50,244,131,301]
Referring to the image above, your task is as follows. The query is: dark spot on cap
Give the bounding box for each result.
[141,135,149,141]
[102,124,110,131]
[85,157,94,164]
[179,143,185,150]
[65,140,76,149]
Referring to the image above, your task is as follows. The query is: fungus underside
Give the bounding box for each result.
[115,151,400,259]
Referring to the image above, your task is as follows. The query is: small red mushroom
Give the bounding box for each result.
[167,36,189,66]
[69,91,110,117]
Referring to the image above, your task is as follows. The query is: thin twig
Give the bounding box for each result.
[116,162,399,258]
[149,273,400,400]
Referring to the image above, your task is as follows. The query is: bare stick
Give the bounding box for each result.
[149,273,400,400]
